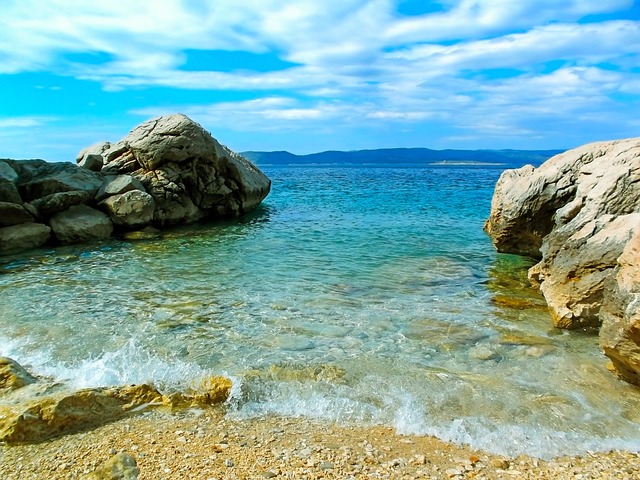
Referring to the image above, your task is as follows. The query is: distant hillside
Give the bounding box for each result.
[242,148,564,167]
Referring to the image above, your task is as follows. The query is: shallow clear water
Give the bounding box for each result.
[1,164,639,459]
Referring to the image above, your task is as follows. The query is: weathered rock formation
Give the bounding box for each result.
[0,114,270,254]
[600,231,640,385]
[0,357,232,444]
[79,113,271,226]
[485,137,640,385]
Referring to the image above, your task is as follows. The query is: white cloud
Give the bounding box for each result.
[0,116,49,129]
[0,0,638,153]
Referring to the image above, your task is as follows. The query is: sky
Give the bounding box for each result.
[1,0,639,161]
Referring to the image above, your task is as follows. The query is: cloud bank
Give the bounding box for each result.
[0,0,638,158]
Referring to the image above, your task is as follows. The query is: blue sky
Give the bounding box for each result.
[1,0,639,161]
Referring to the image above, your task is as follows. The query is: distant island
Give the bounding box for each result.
[241,148,564,167]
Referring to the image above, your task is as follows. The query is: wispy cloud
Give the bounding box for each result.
[0,0,638,158]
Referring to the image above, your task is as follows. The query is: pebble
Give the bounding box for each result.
[1,412,638,480]
[319,461,334,470]
[490,458,510,469]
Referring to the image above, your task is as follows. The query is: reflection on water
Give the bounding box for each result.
[1,165,639,459]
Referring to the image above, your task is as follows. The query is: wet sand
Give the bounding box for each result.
[1,409,638,479]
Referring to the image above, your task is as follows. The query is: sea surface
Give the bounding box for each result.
[1,162,639,459]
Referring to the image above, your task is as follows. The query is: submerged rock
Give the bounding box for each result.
[485,137,640,385]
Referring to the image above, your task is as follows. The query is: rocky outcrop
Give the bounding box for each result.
[0,358,232,444]
[485,137,640,384]
[0,114,270,255]
[81,114,271,226]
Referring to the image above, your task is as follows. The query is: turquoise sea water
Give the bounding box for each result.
[1,163,639,459]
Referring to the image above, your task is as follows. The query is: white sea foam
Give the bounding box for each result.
[0,334,209,391]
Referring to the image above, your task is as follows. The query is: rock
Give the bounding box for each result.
[95,175,146,202]
[78,153,104,172]
[164,376,233,408]
[468,345,499,361]
[29,190,91,216]
[76,141,114,163]
[5,159,103,202]
[485,138,640,330]
[529,213,640,329]
[0,389,134,444]
[99,190,155,228]
[0,160,22,204]
[600,230,640,385]
[0,222,51,254]
[95,114,271,226]
[83,452,139,480]
[490,458,510,469]
[49,205,114,243]
[0,201,34,227]
[0,159,19,183]
[0,380,164,445]
[0,357,38,392]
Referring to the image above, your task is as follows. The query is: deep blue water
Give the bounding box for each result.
[1,163,639,458]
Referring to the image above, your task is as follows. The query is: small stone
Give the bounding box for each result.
[413,454,427,465]
[490,458,510,469]
[224,458,234,467]
[261,471,277,478]
[319,461,334,471]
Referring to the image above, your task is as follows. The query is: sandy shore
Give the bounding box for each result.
[1,409,638,479]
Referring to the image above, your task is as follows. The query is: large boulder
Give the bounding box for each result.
[95,175,146,202]
[485,137,640,384]
[0,201,34,227]
[5,159,103,202]
[0,222,51,254]
[99,190,155,228]
[49,205,114,243]
[29,190,91,217]
[0,160,22,204]
[485,138,640,329]
[82,114,271,226]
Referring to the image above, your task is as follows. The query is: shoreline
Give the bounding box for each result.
[1,410,638,479]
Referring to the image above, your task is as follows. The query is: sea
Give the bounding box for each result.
[1,161,639,459]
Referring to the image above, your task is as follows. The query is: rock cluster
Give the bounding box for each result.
[485,137,640,385]
[0,114,271,254]
[0,357,232,445]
